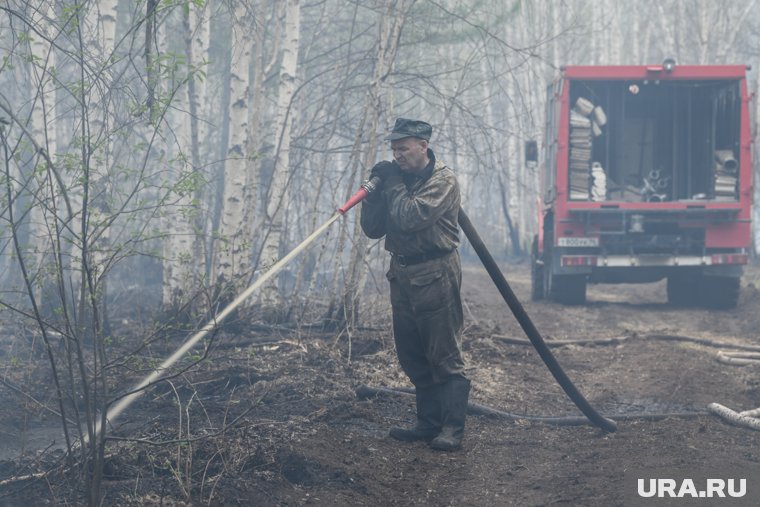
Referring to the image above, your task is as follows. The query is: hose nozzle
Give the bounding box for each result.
[338,176,383,215]
[361,176,382,194]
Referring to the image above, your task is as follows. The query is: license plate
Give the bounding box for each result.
[558,237,599,247]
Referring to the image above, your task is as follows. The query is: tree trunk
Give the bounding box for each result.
[243,0,281,285]
[259,0,301,315]
[341,0,408,329]
[212,3,254,297]
[162,2,210,313]
[498,171,522,257]
[502,37,523,256]
[28,0,57,306]
[78,2,119,503]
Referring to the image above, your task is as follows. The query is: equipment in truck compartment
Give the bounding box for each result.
[531,63,752,308]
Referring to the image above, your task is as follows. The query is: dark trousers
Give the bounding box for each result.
[387,250,465,388]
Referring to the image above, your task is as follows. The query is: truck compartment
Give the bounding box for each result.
[567,79,741,202]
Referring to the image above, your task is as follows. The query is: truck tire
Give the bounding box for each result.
[531,235,544,301]
[550,275,587,305]
[699,276,740,309]
[666,275,699,306]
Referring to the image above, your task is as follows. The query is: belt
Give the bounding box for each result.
[392,250,452,267]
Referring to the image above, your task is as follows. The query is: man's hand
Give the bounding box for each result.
[383,167,404,189]
[369,160,397,182]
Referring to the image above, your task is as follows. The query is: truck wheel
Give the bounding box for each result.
[550,275,587,305]
[699,276,740,309]
[531,235,544,301]
[666,275,699,306]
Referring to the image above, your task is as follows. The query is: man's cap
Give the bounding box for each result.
[385,118,432,141]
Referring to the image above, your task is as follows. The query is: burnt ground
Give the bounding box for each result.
[3,260,760,505]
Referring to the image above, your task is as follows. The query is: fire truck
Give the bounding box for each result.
[531,62,753,308]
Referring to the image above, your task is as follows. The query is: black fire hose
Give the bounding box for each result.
[458,208,618,433]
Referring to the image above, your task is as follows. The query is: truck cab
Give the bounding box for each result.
[532,63,753,308]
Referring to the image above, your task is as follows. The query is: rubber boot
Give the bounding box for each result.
[429,377,470,451]
[389,385,441,442]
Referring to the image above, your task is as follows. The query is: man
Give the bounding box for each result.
[360,118,470,452]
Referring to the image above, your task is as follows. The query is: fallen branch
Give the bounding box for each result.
[0,446,67,489]
[0,471,49,488]
[716,350,760,366]
[708,403,760,431]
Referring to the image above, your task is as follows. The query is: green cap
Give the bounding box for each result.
[385,118,432,141]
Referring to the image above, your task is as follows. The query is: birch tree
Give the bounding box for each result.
[27,0,57,304]
[212,2,254,295]
[259,0,301,312]
[162,1,210,312]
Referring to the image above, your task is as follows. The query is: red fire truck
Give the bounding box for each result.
[531,62,753,308]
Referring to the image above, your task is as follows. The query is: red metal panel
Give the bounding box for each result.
[561,65,748,80]
[705,222,751,248]
[553,76,570,245]
[739,78,754,221]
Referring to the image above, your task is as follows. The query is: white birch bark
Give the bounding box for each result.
[259,0,300,308]
[189,0,211,269]
[189,2,210,157]
[90,0,117,53]
[162,2,210,308]
[243,0,281,252]
[212,3,254,289]
[60,0,117,338]
[83,0,117,285]
[28,0,57,303]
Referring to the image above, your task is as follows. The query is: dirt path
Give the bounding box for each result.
[3,260,760,505]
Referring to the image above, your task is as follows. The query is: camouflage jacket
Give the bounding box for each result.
[360,150,460,256]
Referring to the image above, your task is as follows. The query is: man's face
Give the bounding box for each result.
[391,137,428,172]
